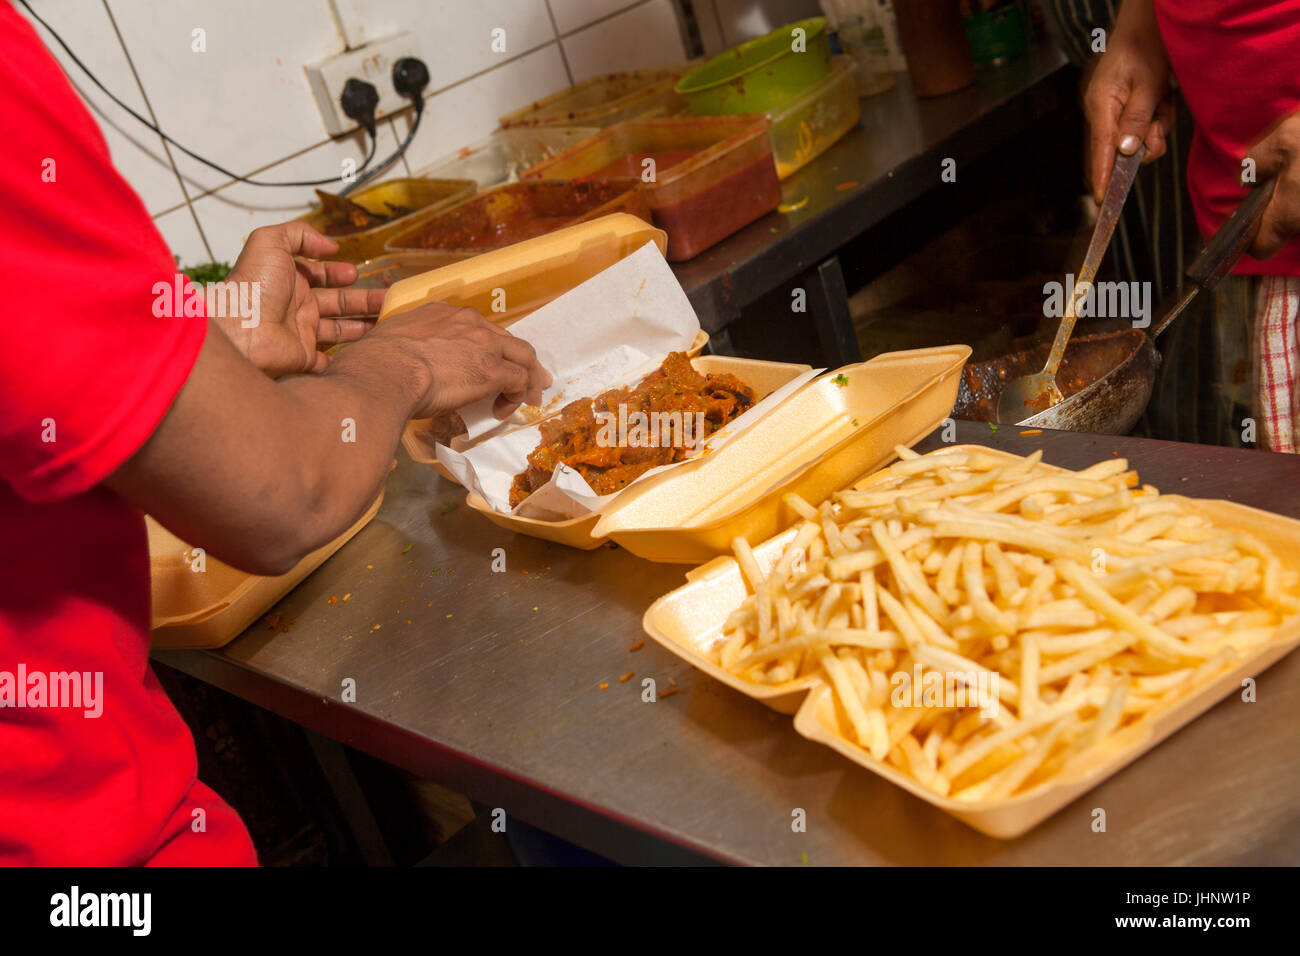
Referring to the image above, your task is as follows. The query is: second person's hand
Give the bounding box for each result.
[1082,0,1174,202]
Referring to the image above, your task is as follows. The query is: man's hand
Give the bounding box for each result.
[338,301,553,419]
[219,221,385,377]
[1245,112,1300,259]
[1082,0,1173,202]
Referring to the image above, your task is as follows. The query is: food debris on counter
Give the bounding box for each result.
[832,373,849,387]
[1019,428,1043,435]
[440,502,459,515]
[835,181,858,191]
[401,542,414,554]
[598,682,609,690]
[619,671,634,682]
[342,593,352,602]
[327,596,339,605]
[629,638,645,652]
[659,685,679,698]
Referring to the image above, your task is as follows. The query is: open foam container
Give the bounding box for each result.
[642,444,1300,836]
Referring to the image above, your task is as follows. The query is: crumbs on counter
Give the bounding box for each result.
[835,181,858,191]
[659,686,679,698]
[1019,428,1043,435]
[327,596,339,605]
[832,373,849,387]
[342,593,352,602]
[629,638,645,652]
[401,542,413,554]
[619,671,634,683]
[598,682,609,690]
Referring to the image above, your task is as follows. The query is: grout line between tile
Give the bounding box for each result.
[542,1,575,86]
[555,0,657,41]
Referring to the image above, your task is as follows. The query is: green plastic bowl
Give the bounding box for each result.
[676,17,832,116]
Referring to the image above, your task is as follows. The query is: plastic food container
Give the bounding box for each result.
[149,489,385,650]
[676,17,832,115]
[415,127,600,189]
[766,56,861,179]
[383,179,652,254]
[499,69,687,129]
[351,252,474,290]
[521,116,781,260]
[643,445,1300,838]
[296,178,475,262]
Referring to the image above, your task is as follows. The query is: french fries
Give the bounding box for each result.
[712,446,1300,803]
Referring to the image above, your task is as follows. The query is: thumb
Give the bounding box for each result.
[1115,88,1159,157]
[262,220,341,260]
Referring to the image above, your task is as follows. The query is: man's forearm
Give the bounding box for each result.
[109,321,427,576]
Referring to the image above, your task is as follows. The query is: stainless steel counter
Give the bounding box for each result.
[156,422,1300,865]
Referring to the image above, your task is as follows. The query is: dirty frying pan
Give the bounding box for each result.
[954,181,1277,434]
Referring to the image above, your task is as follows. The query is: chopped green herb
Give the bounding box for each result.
[832,373,849,387]
[401,542,414,554]
[429,568,440,575]
[800,852,808,864]
[179,261,232,284]
[440,501,459,515]
[851,418,860,427]
[989,423,1000,434]
[532,606,539,612]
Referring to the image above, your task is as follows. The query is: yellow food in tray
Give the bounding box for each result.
[713,445,1300,804]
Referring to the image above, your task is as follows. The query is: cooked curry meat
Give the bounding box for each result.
[509,351,755,507]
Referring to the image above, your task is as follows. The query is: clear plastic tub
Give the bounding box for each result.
[296,178,475,262]
[522,116,780,261]
[415,127,600,189]
[351,252,474,290]
[498,69,686,129]
[383,179,652,254]
[766,56,861,179]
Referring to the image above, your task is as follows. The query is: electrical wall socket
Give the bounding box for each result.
[305,32,423,136]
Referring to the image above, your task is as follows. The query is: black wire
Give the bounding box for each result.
[341,101,423,195]
[17,0,415,189]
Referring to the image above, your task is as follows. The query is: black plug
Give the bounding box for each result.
[340,77,379,137]
[392,57,429,104]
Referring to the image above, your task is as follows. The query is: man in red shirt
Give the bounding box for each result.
[0,4,548,864]
[1084,0,1300,450]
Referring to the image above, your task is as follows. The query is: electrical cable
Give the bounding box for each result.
[16,0,423,188]
[341,98,423,195]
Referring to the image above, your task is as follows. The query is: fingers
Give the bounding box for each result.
[1145,96,1175,164]
[1245,115,1300,258]
[313,286,387,318]
[1244,115,1298,183]
[316,317,376,346]
[296,258,359,288]
[1251,175,1300,259]
[497,333,549,406]
[1085,87,1123,202]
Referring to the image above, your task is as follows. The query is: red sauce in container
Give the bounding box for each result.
[652,152,781,261]
[577,150,698,182]
[403,181,634,251]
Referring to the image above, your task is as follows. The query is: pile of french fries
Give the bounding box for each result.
[716,446,1300,803]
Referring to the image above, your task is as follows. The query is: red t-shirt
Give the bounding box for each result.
[0,5,255,865]
[1154,0,1300,275]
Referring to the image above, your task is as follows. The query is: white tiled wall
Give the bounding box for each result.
[18,0,689,265]
[690,0,822,54]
